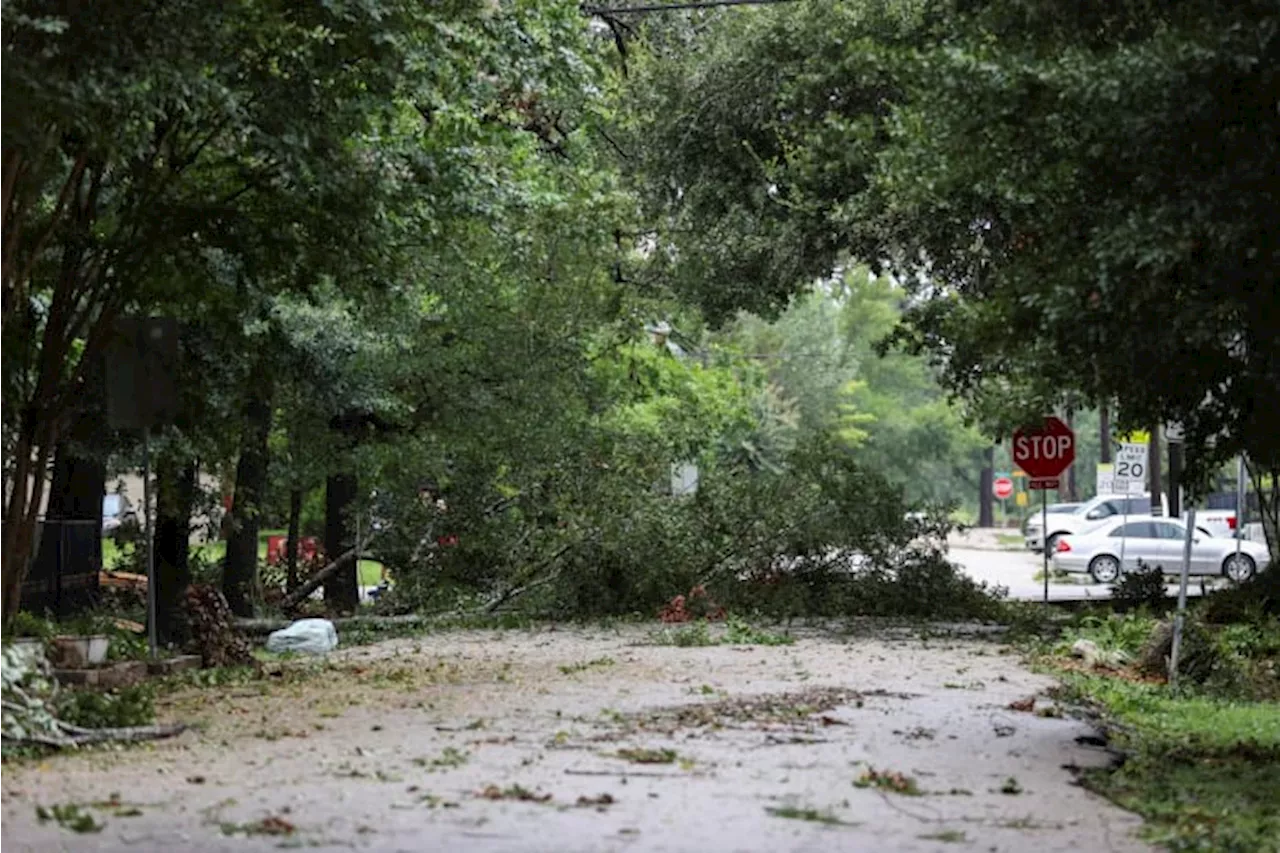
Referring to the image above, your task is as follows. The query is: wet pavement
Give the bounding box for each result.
[2,625,1151,852]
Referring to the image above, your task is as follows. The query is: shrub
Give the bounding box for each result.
[56,684,155,729]
[1109,561,1168,611]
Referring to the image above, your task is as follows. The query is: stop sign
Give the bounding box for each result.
[993,476,1014,500]
[1012,416,1076,479]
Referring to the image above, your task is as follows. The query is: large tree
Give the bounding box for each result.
[2,0,601,621]
[611,0,1280,551]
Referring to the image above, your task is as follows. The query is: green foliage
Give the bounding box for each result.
[652,621,715,648]
[1109,563,1170,612]
[1058,672,1280,852]
[722,272,988,507]
[55,685,155,730]
[1059,613,1159,663]
[722,617,793,647]
[35,804,104,834]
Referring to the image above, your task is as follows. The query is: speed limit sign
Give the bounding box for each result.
[1113,442,1147,493]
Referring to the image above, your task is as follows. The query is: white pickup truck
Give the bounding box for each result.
[1024,493,1237,553]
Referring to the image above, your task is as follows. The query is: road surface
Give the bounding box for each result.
[1,625,1150,853]
[950,547,1211,602]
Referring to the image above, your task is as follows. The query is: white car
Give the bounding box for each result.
[1025,493,1164,553]
[1051,514,1269,584]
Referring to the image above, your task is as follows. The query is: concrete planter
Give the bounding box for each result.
[51,634,111,668]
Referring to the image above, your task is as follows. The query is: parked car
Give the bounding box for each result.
[1025,493,1166,553]
[1020,502,1084,536]
[101,493,137,536]
[1051,514,1268,584]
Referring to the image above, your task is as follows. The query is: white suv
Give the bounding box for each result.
[1025,493,1167,553]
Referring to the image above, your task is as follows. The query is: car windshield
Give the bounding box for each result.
[103,494,122,516]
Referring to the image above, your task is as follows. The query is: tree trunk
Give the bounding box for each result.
[323,472,360,613]
[978,447,994,528]
[1148,424,1163,515]
[1167,441,1183,518]
[2,422,56,627]
[1099,405,1112,464]
[286,487,303,591]
[154,457,196,645]
[1064,408,1078,501]
[222,368,274,617]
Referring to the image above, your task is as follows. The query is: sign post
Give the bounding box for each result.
[1112,434,1151,576]
[1012,417,1076,604]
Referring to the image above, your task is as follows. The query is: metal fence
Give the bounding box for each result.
[20,518,102,617]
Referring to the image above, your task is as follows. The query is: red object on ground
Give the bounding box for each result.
[437,534,459,547]
[266,535,321,566]
[1012,416,1076,480]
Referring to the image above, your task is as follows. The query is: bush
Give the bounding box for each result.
[56,684,155,729]
[1110,561,1169,611]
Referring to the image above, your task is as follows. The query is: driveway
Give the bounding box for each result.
[1,625,1150,852]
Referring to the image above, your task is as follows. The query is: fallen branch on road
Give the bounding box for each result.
[279,532,383,611]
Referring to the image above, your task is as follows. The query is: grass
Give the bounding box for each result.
[1055,671,1280,852]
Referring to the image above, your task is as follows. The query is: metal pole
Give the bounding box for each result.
[1170,507,1196,687]
[1118,488,1128,576]
[143,431,157,658]
[1042,489,1049,604]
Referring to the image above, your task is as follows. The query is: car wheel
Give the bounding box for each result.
[1222,553,1257,583]
[1088,555,1121,584]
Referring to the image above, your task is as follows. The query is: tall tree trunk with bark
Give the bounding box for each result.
[324,473,360,613]
[1064,408,1078,501]
[1099,405,1112,464]
[1148,425,1163,515]
[222,366,274,617]
[978,447,995,528]
[285,487,303,592]
[154,457,196,645]
[1167,441,1183,518]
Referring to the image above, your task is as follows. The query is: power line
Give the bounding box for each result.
[581,0,800,15]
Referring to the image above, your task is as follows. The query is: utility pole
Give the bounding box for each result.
[979,446,994,528]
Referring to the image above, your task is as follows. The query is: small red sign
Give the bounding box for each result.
[1012,416,1076,480]
[1028,477,1060,491]
[993,477,1015,500]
